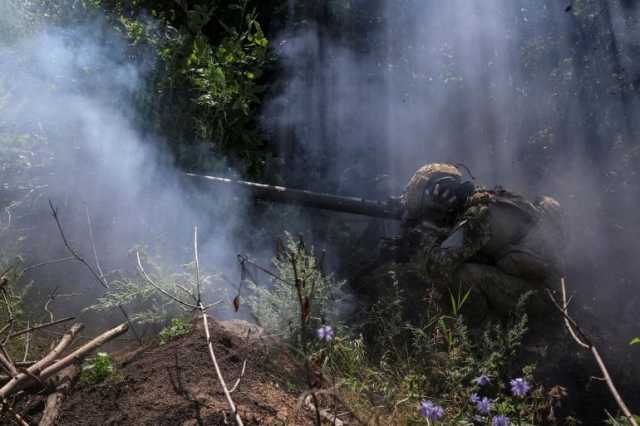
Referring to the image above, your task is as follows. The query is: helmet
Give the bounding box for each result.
[404,163,470,220]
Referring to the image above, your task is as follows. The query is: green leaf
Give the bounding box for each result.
[631,337,640,345]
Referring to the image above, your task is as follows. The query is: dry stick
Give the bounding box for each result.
[84,204,105,281]
[228,359,247,393]
[21,322,29,363]
[8,323,128,398]
[135,251,200,310]
[38,364,80,426]
[136,234,242,425]
[0,346,18,377]
[0,323,11,339]
[192,227,243,426]
[8,317,75,340]
[117,305,142,346]
[47,200,108,289]
[548,279,638,426]
[200,307,244,426]
[194,226,201,304]
[20,257,75,275]
[290,250,321,426]
[0,323,83,398]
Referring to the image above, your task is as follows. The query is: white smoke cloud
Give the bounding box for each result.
[0,11,245,318]
[264,0,640,351]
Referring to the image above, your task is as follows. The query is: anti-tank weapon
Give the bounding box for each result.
[184,173,404,220]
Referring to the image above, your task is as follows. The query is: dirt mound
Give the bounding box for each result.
[56,318,314,425]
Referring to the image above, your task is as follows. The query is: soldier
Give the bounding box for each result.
[402,163,566,321]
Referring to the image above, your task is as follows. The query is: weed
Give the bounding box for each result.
[81,352,116,384]
[159,317,192,344]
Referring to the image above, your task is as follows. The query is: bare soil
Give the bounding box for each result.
[55,318,315,425]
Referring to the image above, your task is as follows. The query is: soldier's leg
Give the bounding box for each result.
[453,263,547,319]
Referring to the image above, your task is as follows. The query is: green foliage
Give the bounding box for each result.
[605,413,640,426]
[112,0,272,176]
[87,249,226,324]
[631,337,640,346]
[247,232,345,342]
[81,352,117,384]
[159,317,192,344]
[323,287,551,424]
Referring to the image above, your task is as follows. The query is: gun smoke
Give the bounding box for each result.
[0,12,246,324]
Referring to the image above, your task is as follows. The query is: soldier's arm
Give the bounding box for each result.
[424,205,491,279]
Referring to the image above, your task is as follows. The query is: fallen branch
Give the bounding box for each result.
[304,395,344,426]
[38,323,128,382]
[48,200,108,289]
[200,308,244,426]
[136,251,200,310]
[548,278,638,426]
[38,365,80,426]
[0,346,18,378]
[8,317,75,340]
[0,323,84,398]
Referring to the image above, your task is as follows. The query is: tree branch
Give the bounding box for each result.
[47,200,108,289]
[548,278,637,426]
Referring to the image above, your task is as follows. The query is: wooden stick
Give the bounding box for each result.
[549,278,638,426]
[38,365,80,426]
[47,200,108,289]
[0,347,18,377]
[38,323,128,381]
[8,317,75,340]
[136,252,199,310]
[200,308,244,426]
[194,226,201,303]
[0,323,83,398]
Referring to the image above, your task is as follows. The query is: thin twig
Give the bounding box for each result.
[200,307,244,426]
[228,359,247,393]
[191,227,243,425]
[84,204,105,281]
[47,200,108,289]
[8,317,75,340]
[0,346,18,377]
[548,278,637,426]
[194,226,201,304]
[117,305,142,346]
[237,255,295,287]
[20,257,75,275]
[21,322,29,363]
[136,251,199,310]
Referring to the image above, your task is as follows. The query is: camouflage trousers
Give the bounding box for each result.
[445,262,553,323]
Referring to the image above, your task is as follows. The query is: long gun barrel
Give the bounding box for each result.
[185,173,404,220]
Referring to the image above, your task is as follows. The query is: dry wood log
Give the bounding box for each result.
[0,346,18,377]
[33,323,128,394]
[0,323,83,398]
[9,317,75,340]
[38,365,80,426]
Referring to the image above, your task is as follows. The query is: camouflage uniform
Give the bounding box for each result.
[403,165,565,320]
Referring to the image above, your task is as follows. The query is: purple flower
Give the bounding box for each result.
[316,325,335,342]
[473,374,491,386]
[492,415,511,426]
[510,377,531,397]
[474,397,493,415]
[469,393,480,404]
[419,400,444,422]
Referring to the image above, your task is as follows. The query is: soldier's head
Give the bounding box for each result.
[403,163,474,224]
